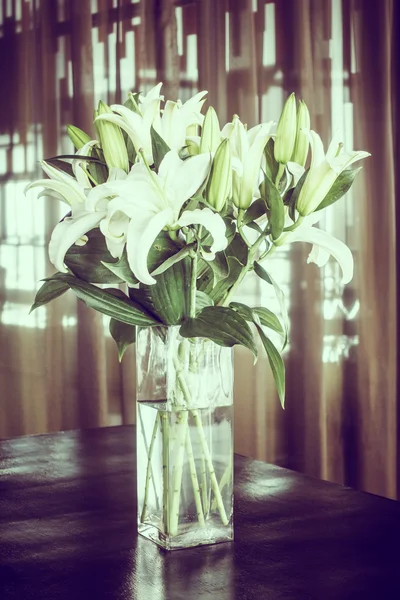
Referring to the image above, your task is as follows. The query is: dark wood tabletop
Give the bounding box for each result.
[1,425,399,600]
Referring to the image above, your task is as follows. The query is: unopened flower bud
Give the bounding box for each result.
[274,93,297,164]
[94,101,129,173]
[67,125,91,150]
[290,100,310,167]
[200,106,221,154]
[206,138,232,212]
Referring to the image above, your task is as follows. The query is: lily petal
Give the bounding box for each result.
[126,208,174,285]
[240,123,271,208]
[49,211,105,273]
[25,179,85,209]
[96,109,151,159]
[177,208,227,259]
[73,141,99,188]
[100,208,130,259]
[158,151,211,214]
[284,226,354,284]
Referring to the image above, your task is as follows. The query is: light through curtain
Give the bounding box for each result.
[0,0,397,500]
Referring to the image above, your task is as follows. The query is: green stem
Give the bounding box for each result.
[282,215,305,233]
[211,452,233,512]
[237,209,251,248]
[172,353,229,527]
[191,409,229,526]
[169,411,189,536]
[161,412,170,535]
[221,231,269,306]
[138,405,160,512]
[189,252,198,318]
[275,162,285,187]
[185,428,206,527]
[140,411,160,522]
[200,453,209,516]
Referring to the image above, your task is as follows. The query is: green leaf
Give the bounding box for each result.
[207,251,229,281]
[315,167,363,211]
[109,318,136,361]
[228,301,285,405]
[253,261,273,284]
[254,262,289,349]
[255,324,285,408]
[129,258,191,325]
[263,138,279,182]
[195,291,214,315]
[228,301,254,322]
[290,168,309,220]
[151,125,170,170]
[43,158,73,178]
[209,256,244,304]
[223,217,237,244]
[260,175,285,240]
[147,230,182,271]
[225,232,248,267]
[65,228,123,284]
[89,146,109,185]
[253,307,284,335]
[246,221,263,234]
[125,92,142,114]
[180,306,258,360]
[101,250,138,286]
[243,198,266,226]
[229,302,284,336]
[47,273,159,326]
[197,262,215,296]
[151,243,195,277]
[44,154,107,165]
[30,277,70,313]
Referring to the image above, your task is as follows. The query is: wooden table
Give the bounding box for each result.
[1,425,399,599]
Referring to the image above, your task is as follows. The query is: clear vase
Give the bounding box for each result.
[136,326,234,550]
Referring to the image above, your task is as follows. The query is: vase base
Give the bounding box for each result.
[138,520,233,551]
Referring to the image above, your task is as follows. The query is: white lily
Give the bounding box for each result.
[222,115,273,209]
[296,130,370,216]
[159,90,207,150]
[95,84,207,164]
[99,150,226,285]
[275,212,354,284]
[26,159,127,273]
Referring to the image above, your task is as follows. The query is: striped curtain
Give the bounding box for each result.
[0,0,397,499]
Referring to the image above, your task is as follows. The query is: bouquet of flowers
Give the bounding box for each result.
[27,84,369,407]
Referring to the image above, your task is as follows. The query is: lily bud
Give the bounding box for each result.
[94,101,129,173]
[67,125,91,150]
[290,100,310,167]
[206,138,232,212]
[199,106,221,153]
[274,93,297,164]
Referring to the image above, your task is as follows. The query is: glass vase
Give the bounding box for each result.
[136,326,234,551]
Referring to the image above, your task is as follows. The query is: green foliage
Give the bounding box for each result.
[315,167,362,211]
[256,325,286,408]
[30,277,70,313]
[151,125,170,170]
[65,228,123,284]
[259,175,285,240]
[109,319,136,361]
[46,273,159,327]
[229,301,285,407]
[180,306,258,360]
[253,262,289,349]
[129,258,191,325]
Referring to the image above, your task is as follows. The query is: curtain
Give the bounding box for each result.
[0,0,397,499]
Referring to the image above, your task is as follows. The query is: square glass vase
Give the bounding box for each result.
[136,326,234,550]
